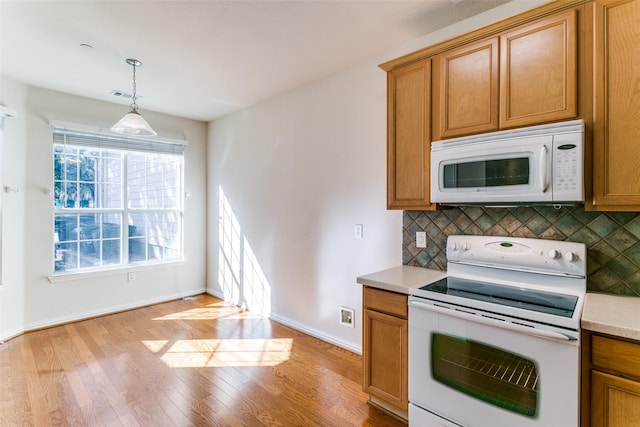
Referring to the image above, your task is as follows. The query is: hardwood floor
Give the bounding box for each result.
[0,294,407,426]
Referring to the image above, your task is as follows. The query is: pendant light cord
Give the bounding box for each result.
[131,62,138,112]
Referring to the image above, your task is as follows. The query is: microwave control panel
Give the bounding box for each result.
[553,133,583,200]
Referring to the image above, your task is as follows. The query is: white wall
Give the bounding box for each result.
[0,76,208,341]
[208,61,400,352]
[207,0,546,352]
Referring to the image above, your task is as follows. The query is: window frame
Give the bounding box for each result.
[51,125,187,276]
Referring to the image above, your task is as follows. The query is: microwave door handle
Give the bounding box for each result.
[409,300,576,341]
[539,145,549,192]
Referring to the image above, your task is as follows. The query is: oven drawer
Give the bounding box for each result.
[363,286,407,318]
[409,403,462,426]
[592,335,640,380]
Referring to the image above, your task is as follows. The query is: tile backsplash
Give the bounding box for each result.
[403,206,640,296]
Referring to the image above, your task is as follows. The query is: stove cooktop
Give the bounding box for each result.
[418,276,578,318]
[409,235,587,329]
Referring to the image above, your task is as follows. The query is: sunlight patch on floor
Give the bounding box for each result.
[152,300,266,321]
[142,338,293,367]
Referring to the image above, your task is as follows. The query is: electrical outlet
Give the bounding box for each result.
[416,231,427,248]
[339,306,355,328]
[127,272,136,281]
[354,224,363,239]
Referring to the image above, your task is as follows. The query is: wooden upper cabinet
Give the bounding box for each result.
[433,8,579,141]
[383,1,585,210]
[387,59,434,210]
[592,0,640,209]
[500,9,578,128]
[433,37,499,139]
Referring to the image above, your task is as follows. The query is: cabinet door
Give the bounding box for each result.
[500,9,577,128]
[363,308,408,410]
[387,59,434,210]
[592,0,640,209]
[592,371,640,427]
[433,37,499,140]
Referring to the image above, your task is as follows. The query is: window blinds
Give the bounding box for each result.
[52,126,185,155]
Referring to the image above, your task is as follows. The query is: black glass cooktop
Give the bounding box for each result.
[418,277,578,318]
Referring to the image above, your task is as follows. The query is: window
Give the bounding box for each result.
[52,127,185,273]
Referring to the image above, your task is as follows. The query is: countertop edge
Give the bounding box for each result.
[581,293,640,342]
[356,277,412,295]
[356,265,446,296]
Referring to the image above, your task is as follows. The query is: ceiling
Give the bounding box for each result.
[0,0,510,122]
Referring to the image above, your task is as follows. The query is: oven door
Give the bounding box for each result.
[408,298,579,427]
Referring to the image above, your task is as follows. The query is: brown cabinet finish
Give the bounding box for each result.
[364,286,408,318]
[383,2,585,210]
[433,37,499,139]
[592,0,640,209]
[500,9,578,128]
[592,372,640,427]
[433,8,578,141]
[386,59,433,210]
[582,330,640,427]
[592,335,640,380]
[362,286,408,418]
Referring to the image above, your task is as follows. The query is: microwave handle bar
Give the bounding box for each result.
[409,300,576,341]
[540,145,549,192]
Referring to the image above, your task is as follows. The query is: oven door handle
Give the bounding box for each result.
[409,300,577,341]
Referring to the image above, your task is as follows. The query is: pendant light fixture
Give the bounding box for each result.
[111,58,157,136]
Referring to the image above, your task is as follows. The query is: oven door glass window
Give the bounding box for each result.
[431,333,539,418]
[443,157,529,188]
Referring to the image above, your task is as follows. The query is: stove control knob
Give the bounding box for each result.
[548,249,561,259]
[450,243,460,251]
[462,242,471,251]
[565,252,579,262]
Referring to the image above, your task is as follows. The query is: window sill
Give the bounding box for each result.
[47,260,186,284]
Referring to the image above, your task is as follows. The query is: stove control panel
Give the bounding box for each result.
[447,235,586,277]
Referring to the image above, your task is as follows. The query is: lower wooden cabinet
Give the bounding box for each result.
[362,286,408,419]
[592,371,640,427]
[582,330,640,427]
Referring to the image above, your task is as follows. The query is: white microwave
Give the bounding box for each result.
[430,120,584,206]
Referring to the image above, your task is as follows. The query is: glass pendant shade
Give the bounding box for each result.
[111,58,157,137]
[111,110,157,136]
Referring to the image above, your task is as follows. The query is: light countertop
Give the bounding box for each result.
[356,265,446,295]
[582,293,640,341]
